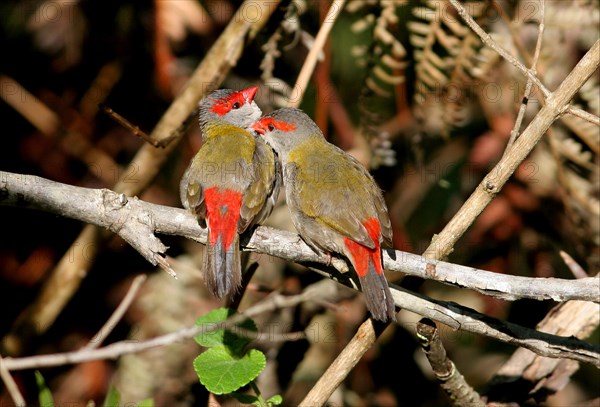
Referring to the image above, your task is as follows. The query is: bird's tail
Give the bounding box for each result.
[345,219,396,322]
[359,255,396,322]
[204,231,241,298]
[203,188,243,298]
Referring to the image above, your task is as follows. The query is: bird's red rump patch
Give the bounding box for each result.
[251,117,297,134]
[204,187,243,248]
[343,218,383,277]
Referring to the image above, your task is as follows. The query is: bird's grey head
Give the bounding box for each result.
[199,87,262,129]
[250,108,321,157]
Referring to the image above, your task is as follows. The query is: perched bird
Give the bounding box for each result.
[251,108,396,322]
[180,87,280,298]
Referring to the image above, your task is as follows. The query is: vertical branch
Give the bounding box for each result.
[288,0,346,108]
[315,0,333,137]
[299,320,388,406]
[503,0,545,156]
[416,319,485,407]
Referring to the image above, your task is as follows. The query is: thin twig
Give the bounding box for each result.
[3,283,599,373]
[98,104,160,148]
[449,0,600,127]
[503,0,545,157]
[493,0,600,154]
[83,274,147,350]
[288,0,346,108]
[422,39,600,260]
[566,106,600,126]
[560,251,589,279]
[1,291,317,372]
[0,356,26,406]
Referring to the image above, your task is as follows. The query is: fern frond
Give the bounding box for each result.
[259,0,308,108]
[544,1,600,30]
[348,0,407,167]
[553,128,596,171]
[410,0,489,136]
[561,114,600,155]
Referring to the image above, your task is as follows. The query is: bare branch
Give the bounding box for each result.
[288,0,346,108]
[503,0,545,157]
[83,274,147,350]
[485,298,600,401]
[422,39,600,260]
[1,171,598,304]
[449,0,600,127]
[416,319,485,407]
[300,319,387,406]
[560,251,589,279]
[0,356,26,407]
[2,284,598,373]
[391,287,600,368]
[2,171,599,368]
[1,291,317,372]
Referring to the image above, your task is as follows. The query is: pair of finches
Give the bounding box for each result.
[180,87,396,322]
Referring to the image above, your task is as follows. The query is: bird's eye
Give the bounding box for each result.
[268,123,275,131]
[232,102,241,109]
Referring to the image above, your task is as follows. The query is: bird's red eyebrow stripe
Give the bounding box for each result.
[252,117,297,134]
[210,92,245,116]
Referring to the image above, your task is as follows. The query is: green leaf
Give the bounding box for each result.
[136,399,154,407]
[193,346,266,394]
[267,395,283,405]
[35,371,54,407]
[194,308,257,355]
[102,386,120,407]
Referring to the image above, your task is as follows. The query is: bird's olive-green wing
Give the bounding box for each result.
[289,142,381,249]
[180,156,207,225]
[238,135,280,232]
[345,151,393,247]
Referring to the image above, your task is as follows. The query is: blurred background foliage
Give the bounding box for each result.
[0,0,598,406]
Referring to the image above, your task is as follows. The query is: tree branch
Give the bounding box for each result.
[390,287,600,368]
[1,291,317,372]
[288,0,346,108]
[502,0,545,157]
[83,274,147,350]
[449,0,600,127]
[485,297,600,401]
[422,38,600,260]
[0,356,25,406]
[1,171,598,304]
[416,318,485,407]
[1,171,599,369]
[2,282,598,373]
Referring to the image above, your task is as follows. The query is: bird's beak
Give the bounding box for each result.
[241,86,258,103]
[250,119,266,134]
